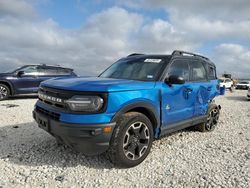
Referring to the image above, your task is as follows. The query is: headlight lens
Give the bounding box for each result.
[65,95,104,112]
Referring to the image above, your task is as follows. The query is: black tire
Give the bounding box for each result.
[196,103,220,132]
[108,112,154,168]
[0,84,10,101]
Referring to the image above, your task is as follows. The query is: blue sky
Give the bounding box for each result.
[0,0,249,78]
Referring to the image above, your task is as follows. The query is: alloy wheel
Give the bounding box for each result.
[123,121,150,160]
[0,86,8,99]
[206,108,219,131]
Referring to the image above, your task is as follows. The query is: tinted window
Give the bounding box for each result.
[167,60,189,81]
[18,66,39,75]
[189,61,207,81]
[57,68,72,75]
[39,66,72,76]
[208,66,216,80]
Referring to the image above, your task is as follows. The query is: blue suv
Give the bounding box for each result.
[33,51,221,168]
[0,64,76,100]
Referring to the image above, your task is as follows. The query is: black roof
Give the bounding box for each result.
[126,50,215,66]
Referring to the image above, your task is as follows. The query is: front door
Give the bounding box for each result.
[161,59,195,128]
[13,65,41,94]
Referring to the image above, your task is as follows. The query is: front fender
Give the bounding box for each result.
[111,100,160,127]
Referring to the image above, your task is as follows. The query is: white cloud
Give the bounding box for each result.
[0,0,35,19]
[0,0,249,78]
[120,0,250,21]
[0,6,144,75]
[133,19,199,53]
[213,44,250,78]
[120,0,250,41]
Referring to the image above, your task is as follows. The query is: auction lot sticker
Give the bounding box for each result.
[144,59,162,63]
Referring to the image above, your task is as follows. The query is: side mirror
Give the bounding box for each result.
[17,71,25,77]
[165,75,185,85]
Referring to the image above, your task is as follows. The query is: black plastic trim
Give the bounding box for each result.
[111,102,160,130]
[160,115,207,137]
[33,110,116,156]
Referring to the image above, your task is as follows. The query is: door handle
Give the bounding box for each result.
[185,88,193,93]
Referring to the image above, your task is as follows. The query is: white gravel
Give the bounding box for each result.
[0,90,249,188]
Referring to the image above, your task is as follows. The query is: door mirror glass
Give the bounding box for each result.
[165,75,185,85]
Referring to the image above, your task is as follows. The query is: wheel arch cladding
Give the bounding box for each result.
[0,81,13,95]
[111,102,160,132]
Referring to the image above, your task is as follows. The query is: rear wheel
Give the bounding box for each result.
[0,84,10,101]
[108,112,153,168]
[196,104,220,132]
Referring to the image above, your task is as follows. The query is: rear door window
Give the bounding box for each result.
[39,66,72,76]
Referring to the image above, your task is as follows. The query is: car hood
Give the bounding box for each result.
[41,77,156,92]
[0,73,12,78]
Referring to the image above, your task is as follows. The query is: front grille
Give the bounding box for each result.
[38,87,71,109]
[36,106,60,121]
[38,86,108,114]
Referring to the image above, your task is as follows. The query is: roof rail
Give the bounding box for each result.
[127,53,144,57]
[40,64,61,67]
[172,50,209,60]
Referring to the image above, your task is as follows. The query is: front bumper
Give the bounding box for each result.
[33,109,116,156]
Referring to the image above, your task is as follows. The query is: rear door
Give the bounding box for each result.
[161,58,196,127]
[188,60,211,117]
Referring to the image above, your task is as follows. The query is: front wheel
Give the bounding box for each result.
[0,84,10,101]
[108,112,154,168]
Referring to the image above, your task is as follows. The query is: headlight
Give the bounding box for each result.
[65,95,104,112]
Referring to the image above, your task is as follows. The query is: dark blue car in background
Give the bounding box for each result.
[0,64,76,100]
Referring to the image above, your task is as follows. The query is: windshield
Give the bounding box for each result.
[99,58,166,81]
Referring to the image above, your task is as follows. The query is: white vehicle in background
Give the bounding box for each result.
[219,78,233,89]
[236,81,250,90]
[247,88,250,100]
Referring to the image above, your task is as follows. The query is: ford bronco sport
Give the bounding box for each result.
[0,64,76,100]
[33,50,221,168]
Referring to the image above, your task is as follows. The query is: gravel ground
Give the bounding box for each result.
[0,90,249,188]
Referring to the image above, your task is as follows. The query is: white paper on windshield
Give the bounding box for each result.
[144,59,162,63]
